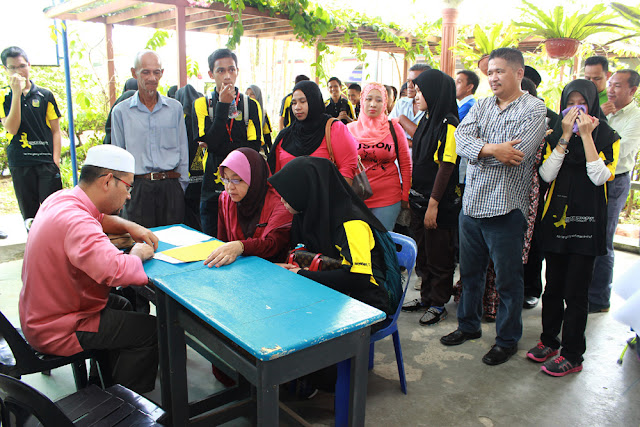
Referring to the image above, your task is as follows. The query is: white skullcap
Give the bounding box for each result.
[84,145,135,174]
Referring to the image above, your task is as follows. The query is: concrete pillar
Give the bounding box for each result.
[441,7,459,77]
[106,23,116,107]
[175,5,187,87]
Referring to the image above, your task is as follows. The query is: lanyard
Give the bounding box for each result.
[225,91,241,140]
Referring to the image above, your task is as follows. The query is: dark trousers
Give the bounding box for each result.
[410,209,455,306]
[458,210,526,347]
[76,294,158,394]
[524,224,544,298]
[590,172,631,307]
[541,253,594,364]
[184,182,202,231]
[10,163,62,222]
[200,195,220,237]
[124,178,185,228]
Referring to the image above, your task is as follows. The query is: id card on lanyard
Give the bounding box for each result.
[225,91,241,141]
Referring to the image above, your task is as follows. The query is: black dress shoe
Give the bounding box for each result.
[440,329,482,346]
[482,344,518,365]
[523,296,539,309]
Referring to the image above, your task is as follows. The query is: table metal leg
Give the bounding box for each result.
[256,362,279,426]
[165,297,189,426]
[349,328,369,427]
[156,290,172,413]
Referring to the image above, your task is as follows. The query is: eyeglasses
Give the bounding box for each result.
[6,64,28,72]
[220,177,243,186]
[99,174,134,193]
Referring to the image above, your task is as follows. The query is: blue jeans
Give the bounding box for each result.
[458,210,526,347]
[590,172,631,308]
[370,202,401,231]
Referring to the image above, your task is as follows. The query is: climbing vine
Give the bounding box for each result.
[186,0,426,80]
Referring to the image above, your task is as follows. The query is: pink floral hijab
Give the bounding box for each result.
[347,82,397,145]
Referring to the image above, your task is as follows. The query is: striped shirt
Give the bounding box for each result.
[455,93,546,218]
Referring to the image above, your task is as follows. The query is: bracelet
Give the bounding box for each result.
[238,241,244,254]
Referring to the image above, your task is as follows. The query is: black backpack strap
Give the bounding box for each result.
[388,120,399,158]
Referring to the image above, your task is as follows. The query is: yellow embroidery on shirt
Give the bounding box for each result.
[190,145,204,171]
[19,133,31,149]
[553,205,568,229]
[213,168,223,184]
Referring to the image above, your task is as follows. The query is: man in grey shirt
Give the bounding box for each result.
[112,50,188,228]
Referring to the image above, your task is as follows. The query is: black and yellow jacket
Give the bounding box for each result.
[192,88,262,203]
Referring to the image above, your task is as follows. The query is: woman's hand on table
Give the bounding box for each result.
[276,263,302,274]
[204,241,243,268]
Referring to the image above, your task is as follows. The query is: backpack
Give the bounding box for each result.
[373,228,403,315]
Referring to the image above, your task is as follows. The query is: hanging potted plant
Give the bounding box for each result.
[456,23,522,75]
[515,2,619,59]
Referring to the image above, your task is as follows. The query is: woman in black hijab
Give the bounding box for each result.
[267,81,357,184]
[402,69,461,327]
[527,79,620,377]
[268,156,400,316]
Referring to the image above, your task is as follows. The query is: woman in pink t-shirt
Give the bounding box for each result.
[347,83,412,230]
[267,81,357,183]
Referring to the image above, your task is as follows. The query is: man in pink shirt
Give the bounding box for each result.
[19,145,159,394]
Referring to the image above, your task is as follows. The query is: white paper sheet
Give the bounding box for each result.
[153,226,211,247]
[153,252,184,264]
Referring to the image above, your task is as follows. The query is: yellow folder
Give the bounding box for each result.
[161,240,226,262]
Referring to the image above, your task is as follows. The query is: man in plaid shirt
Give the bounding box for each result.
[440,48,546,366]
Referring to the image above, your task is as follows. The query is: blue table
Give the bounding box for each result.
[145,226,385,426]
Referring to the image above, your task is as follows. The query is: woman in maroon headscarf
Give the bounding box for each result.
[204,147,292,267]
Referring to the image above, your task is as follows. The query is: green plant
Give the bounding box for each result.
[608,3,640,45]
[188,0,419,81]
[456,23,523,69]
[515,1,619,40]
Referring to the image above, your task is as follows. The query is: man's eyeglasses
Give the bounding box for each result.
[6,64,28,72]
[99,174,134,194]
[220,177,243,185]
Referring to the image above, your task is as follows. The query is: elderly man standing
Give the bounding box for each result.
[20,145,159,394]
[589,69,640,313]
[440,48,546,366]
[111,50,188,228]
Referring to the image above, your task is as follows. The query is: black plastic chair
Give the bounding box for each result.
[0,373,164,426]
[0,309,100,390]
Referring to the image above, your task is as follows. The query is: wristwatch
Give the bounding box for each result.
[558,138,569,148]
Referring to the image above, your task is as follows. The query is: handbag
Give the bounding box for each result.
[352,156,373,200]
[286,246,343,272]
[325,119,373,200]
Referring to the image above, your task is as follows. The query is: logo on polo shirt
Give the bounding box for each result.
[19,133,31,149]
[32,99,40,108]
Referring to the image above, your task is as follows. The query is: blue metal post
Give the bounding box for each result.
[60,21,77,185]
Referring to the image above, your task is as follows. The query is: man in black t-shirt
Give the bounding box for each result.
[325,77,355,124]
[1,46,62,225]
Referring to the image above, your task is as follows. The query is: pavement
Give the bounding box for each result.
[1,212,639,426]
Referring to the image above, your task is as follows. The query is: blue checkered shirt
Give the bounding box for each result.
[455,93,546,218]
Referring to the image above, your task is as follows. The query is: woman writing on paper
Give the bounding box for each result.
[204,148,292,267]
